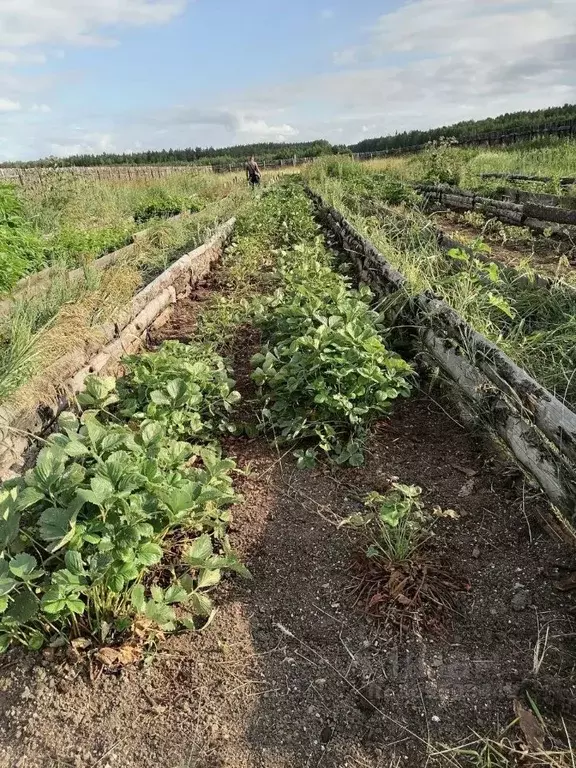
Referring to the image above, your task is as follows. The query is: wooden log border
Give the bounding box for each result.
[308,188,576,526]
[0,199,236,318]
[416,183,576,239]
[0,218,235,481]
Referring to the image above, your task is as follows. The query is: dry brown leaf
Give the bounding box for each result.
[96,647,121,667]
[433,506,461,520]
[71,638,92,650]
[514,699,545,752]
[96,644,142,668]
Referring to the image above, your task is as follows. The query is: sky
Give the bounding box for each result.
[0,0,574,161]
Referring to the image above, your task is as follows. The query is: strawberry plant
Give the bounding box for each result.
[251,247,412,465]
[0,400,243,652]
[116,341,241,440]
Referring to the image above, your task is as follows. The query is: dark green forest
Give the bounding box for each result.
[5,103,576,168]
[350,103,576,154]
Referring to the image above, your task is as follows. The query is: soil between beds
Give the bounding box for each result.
[0,295,574,768]
[430,211,575,278]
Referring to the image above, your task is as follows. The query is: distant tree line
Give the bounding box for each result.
[3,140,336,169]
[3,104,575,168]
[349,103,576,154]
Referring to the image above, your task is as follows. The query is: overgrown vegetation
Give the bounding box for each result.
[0,186,247,407]
[306,161,576,408]
[0,171,238,296]
[0,184,46,292]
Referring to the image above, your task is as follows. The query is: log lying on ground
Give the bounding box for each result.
[0,218,235,481]
[308,188,576,525]
[416,182,576,240]
[480,173,576,186]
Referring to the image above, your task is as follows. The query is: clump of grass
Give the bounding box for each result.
[432,703,575,768]
[0,265,140,408]
[342,484,465,633]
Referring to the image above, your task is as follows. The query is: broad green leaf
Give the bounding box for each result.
[38,506,78,551]
[164,584,189,604]
[197,569,221,589]
[141,421,163,446]
[150,585,164,603]
[185,534,213,566]
[6,590,39,624]
[107,573,125,594]
[190,592,214,617]
[14,487,45,511]
[130,584,146,613]
[9,554,42,581]
[145,600,175,628]
[137,542,162,566]
[0,575,17,597]
[64,551,85,576]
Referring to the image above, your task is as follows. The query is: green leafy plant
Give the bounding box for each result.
[0,407,241,652]
[134,188,201,224]
[343,484,464,631]
[251,249,412,465]
[116,341,241,440]
[0,184,46,293]
[341,484,427,561]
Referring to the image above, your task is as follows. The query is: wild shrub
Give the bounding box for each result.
[134,188,201,223]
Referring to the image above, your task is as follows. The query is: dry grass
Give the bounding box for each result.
[3,264,140,412]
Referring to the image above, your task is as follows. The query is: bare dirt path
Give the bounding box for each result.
[0,295,574,768]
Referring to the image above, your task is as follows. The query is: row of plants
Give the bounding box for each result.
[305,160,576,409]
[0,340,247,652]
[0,180,413,653]
[0,172,238,295]
[194,181,414,466]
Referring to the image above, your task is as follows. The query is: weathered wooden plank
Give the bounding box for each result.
[524,202,576,226]
[421,329,576,518]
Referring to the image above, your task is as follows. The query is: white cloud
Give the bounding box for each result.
[332,48,357,66]
[320,9,334,20]
[49,132,116,157]
[0,0,188,49]
[0,50,46,64]
[0,99,21,112]
[236,116,298,142]
[0,0,574,159]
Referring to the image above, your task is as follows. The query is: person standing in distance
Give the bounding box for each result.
[246,155,262,189]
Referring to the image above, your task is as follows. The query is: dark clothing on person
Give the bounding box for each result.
[246,159,261,186]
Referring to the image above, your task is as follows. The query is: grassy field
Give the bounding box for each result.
[0,169,247,297]
[367,136,576,194]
